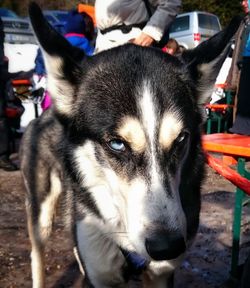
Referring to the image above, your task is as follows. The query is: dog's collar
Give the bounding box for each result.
[120,248,148,275]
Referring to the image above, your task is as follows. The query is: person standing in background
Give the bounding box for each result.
[230,0,250,135]
[64,9,94,56]
[0,17,18,171]
[94,0,181,53]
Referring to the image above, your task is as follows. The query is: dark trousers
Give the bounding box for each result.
[0,117,10,157]
[0,77,10,157]
[230,57,250,135]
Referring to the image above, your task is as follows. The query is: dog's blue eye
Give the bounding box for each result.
[108,140,126,152]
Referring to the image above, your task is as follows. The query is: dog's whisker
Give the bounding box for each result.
[103,231,128,236]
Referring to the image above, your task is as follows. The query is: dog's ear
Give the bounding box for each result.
[181,16,242,106]
[29,2,86,115]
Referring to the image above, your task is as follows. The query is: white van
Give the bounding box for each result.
[169,11,221,49]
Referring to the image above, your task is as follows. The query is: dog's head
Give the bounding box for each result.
[29,3,240,262]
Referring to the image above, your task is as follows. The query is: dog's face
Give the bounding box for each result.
[69,51,198,261]
[29,3,240,262]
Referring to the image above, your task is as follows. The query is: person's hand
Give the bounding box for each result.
[130,32,154,47]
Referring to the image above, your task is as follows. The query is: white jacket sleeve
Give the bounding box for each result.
[143,0,182,41]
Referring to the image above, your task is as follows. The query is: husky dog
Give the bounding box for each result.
[20,3,241,288]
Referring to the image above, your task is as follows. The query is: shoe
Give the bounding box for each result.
[0,158,18,171]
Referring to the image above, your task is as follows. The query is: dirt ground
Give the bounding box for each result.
[0,155,250,288]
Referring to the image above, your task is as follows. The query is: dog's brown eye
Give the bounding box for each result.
[108,139,126,152]
[177,131,189,143]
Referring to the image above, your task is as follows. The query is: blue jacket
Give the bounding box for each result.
[34,33,94,76]
[34,48,46,76]
[65,33,94,56]
[243,34,250,57]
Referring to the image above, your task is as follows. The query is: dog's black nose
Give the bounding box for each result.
[145,231,186,261]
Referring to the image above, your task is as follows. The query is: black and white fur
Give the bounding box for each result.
[20,3,241,287]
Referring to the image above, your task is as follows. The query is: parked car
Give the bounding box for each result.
[169,11,221,49]
[0,8,35,44]
[43,10,69,34]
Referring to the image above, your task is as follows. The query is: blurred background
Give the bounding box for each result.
[1,0,244,26]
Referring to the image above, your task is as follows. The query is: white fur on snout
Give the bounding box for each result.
[133,82,187,254]
[144,255,184,287]
[76,216,125,287]
[74,142,121,227]
[74,142,148,252]
[126,177,149,253]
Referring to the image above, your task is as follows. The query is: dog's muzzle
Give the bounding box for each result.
[145,231,186,261]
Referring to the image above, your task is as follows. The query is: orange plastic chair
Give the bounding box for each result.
[203,133,250,279]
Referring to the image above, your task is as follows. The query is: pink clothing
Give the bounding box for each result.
[41,91,52,111]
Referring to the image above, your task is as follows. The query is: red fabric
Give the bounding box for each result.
[41,91,52,111]
[5,107,23,118]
